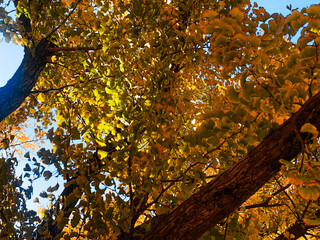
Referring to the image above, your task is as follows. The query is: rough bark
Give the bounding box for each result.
[141,91,320,240]
[0,38,54,122]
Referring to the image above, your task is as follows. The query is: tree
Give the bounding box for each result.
[1,0,320,239]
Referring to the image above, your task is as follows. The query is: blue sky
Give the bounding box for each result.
[1,0,319,87]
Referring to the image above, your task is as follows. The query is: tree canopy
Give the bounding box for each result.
[1,0,320,239]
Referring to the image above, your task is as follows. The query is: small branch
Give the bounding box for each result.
[46,0,82,39]
[145,162,200,209]
[31,84,75,94]
[244,184,290,210]
[301,200,312,219]
[47,45,103,53]
[275,177,299,219]
[30,76,115,94]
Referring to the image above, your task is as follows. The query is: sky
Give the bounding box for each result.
[1,0,320,87]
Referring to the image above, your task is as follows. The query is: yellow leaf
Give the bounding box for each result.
[307,4,320,17]
[202,9,218,19]
[303,218,320,226]
[229,7,244,23]
[37,93,46,102]
[298,186,320,200]
[98,150,108,159]
[300,123,318,139]
[176,102,185,114]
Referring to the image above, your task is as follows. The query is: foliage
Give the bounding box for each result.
[1,0,320,239]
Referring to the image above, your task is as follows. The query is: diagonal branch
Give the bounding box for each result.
[140,90,320,239]
[244,184,291,210]
[0,38,56,122]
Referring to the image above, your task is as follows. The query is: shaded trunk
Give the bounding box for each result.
[0,39,54,122]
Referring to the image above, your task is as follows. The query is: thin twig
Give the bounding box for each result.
[45,0,82,39]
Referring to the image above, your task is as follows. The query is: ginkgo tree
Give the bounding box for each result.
[1,0,320,239]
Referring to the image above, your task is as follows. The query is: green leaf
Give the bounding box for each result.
[229,7,244,23]
[214,35,228,47]
[279,159,292,166]
[301,47,316,59]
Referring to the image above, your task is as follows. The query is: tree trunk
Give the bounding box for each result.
[141,91,320,239]
[0,39,54,122]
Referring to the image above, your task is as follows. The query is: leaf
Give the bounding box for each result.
[98,150,108,159]
[23,163,31,171]
[202,9,218,19]
[47,183,59,192]
[307,4,320,17]
[229,7,244,23]
[37,93,46,102]
[303,218,320,226]
[24,152,30,159]
[226,86,240,103]
[214,35,228,47]
[301,47,316,59]
[39,191,48,198]
[279,159,292,166]
[71,210,81,228]
[43,170,52,181]
[300,123,318,139]
[298,186,320,200]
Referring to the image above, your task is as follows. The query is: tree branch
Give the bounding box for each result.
[141,90,320,239]
[244,184,291,210]
[275,221,315,240]
[0,38,56,122]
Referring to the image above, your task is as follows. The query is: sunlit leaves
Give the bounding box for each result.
[4,0,320,239]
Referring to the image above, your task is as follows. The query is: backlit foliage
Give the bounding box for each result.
[1,0,320,239]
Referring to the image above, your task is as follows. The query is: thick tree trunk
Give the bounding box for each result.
[0,39,54,122]
[141,91,320,240]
